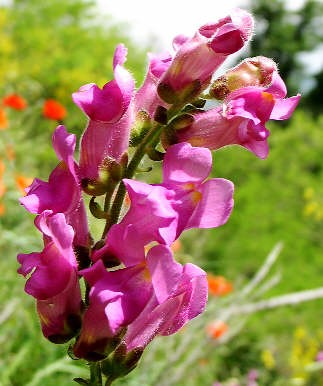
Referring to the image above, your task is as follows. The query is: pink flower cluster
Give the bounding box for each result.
[17,8,299,377]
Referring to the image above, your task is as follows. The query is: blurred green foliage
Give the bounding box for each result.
[247,0,323,112]
[0,0,147,134]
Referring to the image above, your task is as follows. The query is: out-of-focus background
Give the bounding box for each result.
[0,0,323,385]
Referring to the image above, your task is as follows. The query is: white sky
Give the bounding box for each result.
[97,0,306,50]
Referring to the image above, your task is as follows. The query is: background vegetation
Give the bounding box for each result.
[0,0,322,385]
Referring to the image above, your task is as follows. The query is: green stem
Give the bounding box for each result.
[89,362,102,386]
[104,377,115,386]
[103,179,118,213]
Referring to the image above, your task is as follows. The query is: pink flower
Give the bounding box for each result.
[17,212,82,343]
[134,52,172,119]
[73,259,153,361]
[157,9,254,103]
[100,180,178,265]
[20,125,79,214]
[161,142,234,235]
[20,125,89,247]
[98,142,233,266]
[75,245,207,360]
[174,72,300,158]
[121,245,208,352]
[73,44,135,183]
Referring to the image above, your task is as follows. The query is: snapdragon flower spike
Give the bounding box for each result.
[121,245,208,352]
[173,72,301,159]
[73,44,135,186]
[157,9,254,104]
[19,125,89,247]
[17,211,82,343]
[134,52,172,119]
[103,143,233,266]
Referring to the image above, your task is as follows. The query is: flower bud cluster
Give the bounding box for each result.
[17,8,300,382]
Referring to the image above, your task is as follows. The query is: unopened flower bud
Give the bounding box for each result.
[158,9,254,104]
[209,56,277,100]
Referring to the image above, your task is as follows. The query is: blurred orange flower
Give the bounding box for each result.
[0,202,5,216]
[0,108,8,129]
[206,320,229,339]
[0,159,5,177]
[15,174,33,196]
[207,274,233,296]
[3,94,27,110]
[0,160,6,198]
[43,99,67,120]
[5,144,16,161]
[0,181,6,198]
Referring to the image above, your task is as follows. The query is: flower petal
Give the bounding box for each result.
[187,178,234,229]
[146,245,182,304]
[163,142,212,185]
[270,94,301,120]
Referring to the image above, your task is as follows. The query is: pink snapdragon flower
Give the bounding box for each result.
[19,125,89,247]
[134,52,172,119]
[73,44,135,183]
[21,125,79,214]
[121,245,208,352]
[75,245,206,360]
[97,142,233,266]
[157,9,254,103]
[73,259,153,361]
[173,72,300,158]
[17,211,82,343]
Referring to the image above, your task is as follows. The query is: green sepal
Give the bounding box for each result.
[81,178,109,197]
[68,344,80,360]
[89,197,108,219]
[160,127,177,149]
[145,146,165,161]
[130,110,151,146]
[168,112,194,130]
[192,98,206,108]
[157,83,178,104]
[154,105,168,124]
[101,343,143,379]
